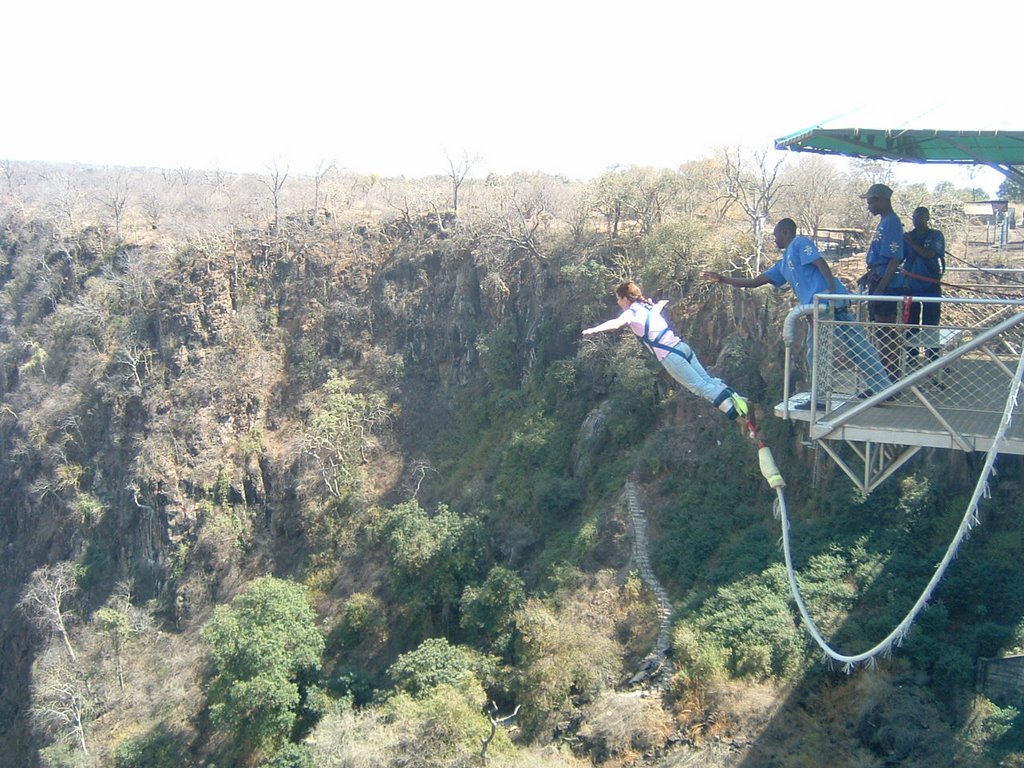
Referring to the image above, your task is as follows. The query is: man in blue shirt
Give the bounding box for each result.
[705,218,891,407]
[860,183,905,376]
[902,206,945,362]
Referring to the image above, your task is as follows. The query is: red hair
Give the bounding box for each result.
[616,281,652,306]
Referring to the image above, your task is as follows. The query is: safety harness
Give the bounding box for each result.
[635,304,692,363]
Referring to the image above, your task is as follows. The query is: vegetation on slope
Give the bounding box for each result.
[0,156,1022,768]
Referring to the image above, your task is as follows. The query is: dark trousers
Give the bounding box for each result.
[906,296,942,361]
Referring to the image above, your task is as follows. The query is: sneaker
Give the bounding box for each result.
[730,393,749,419]
[856,389,896,404]
[792,400,825,411]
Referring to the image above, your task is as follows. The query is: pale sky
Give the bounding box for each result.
[2,0,1018,195]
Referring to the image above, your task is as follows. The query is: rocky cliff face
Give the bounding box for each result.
[0,203,784,763]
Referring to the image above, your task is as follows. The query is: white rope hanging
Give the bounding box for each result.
[775,343,1024,672]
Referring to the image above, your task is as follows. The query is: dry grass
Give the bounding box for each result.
[579,690,673,762]
[87,624,208,766]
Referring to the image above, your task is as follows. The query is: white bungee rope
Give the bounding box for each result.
[771,343,1024,672]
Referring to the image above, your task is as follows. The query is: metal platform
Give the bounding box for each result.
[775,291,1024,493]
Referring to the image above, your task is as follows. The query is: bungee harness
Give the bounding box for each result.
[635,303,692,363]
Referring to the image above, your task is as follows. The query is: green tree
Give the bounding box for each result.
[387,637,471,697]
[376,500,483,630]
[201,576,325,757]
[460,566,526,655]
[94,607,131,691]
[997,174,1024,202]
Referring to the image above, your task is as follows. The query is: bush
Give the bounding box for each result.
[307,703,395,767]
[384,679,511,767]
[673,565,809,681]
[309,680,509,768]
[513,597,621,734]
[336,592,387,649]
[388,637,472,697]
[113,724,188,768]
[259,742,314,768]
[671,624,727,688]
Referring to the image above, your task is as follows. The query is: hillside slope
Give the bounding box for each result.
[1,162,1022,767]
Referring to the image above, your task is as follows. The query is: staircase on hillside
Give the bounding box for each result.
[623,477,674,688]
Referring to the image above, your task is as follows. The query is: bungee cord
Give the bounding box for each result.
[768,341,1024,671]
[942,249,1024,288]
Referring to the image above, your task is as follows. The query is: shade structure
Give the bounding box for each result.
[775,125,1024,185]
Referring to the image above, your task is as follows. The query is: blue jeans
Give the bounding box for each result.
[808,306,892,394]
[658,341,730,404]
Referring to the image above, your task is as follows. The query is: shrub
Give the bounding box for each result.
[384,678,511,767]
[336,592,388,649]
[513,597,620,734]
[309,680,509,768]
[387,637,471,697]
[113,724,188,768]
[671,624,727,688]
[673,565,809,681]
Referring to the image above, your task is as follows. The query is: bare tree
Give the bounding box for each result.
[311,160,337,226]
[446,150,475,214]
[615,167,681,235]
[480,700,519,765]
[174,166,196,192]
[19,562,81,663]
[779,155,845,236]
[114,343,151,389]
[491,185,548,261]
[1,158,21,201]
[383,181,416,238]
[558,185,594,244]
[47,171,86,234]
[405,459,436,500]
[99,171,132,239]
[676,156,736,222]
[138,191,163,230]
[29,645,90,755]
[722,146,787,273]
[259,161,289,234]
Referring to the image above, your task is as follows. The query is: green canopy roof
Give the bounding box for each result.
[775,126,1024,186]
